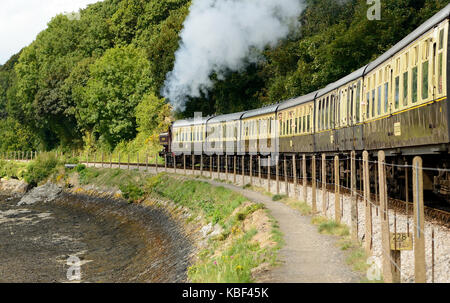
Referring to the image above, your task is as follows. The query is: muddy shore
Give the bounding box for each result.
[0,190,193,283]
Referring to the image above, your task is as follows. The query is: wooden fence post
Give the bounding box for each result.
[413,156,426,283]
[184,154,187,175]
[137,152,140,170]
[155,154,159,173]
[334,155,341,223]
[267,156,271,192]
[101,152,104,168]
[250,155,253,186]
[173,154,177,174]
[378,150,399,283]
[351,151,358,242]
[284,157,289,196]
[259,156,262,187]
[276,156,279,195]
[164,154,167,172]
[293,155,297,197]
[363,151,372,254]
[312,155,317,212]
[241,156,245,186]
[210,156,213,179]
[233,156,237,184]
[192,155,195,176]
[225,155,228,181]
[200,154,203,176]
[322,154,326,214]
[217,155,220,179]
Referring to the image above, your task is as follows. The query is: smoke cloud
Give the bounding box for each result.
[163,0,304,110]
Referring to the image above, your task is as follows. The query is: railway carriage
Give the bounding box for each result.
[241,104,279,155]
[205,112,245,155]
[277,92,316,154]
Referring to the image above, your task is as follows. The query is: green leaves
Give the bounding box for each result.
[81,45,152,147]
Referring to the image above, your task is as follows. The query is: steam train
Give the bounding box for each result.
[160,5,450,202]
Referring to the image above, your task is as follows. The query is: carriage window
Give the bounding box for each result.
[356,82,361,123]
[412,66,418,103]
[377,86,381,116]
[347,89,350,123]
[307,114,311,132]
[371,89,375,117]
[439,29,444,50]
[318,101,322,131]
[403,71,409,106]
[422,60,429,100]
[326,97,330,129]
[438,53,443,94]
[366,92,370,118]
[395,76,400,109]
[302,116,306,133]
[384,83,389,114]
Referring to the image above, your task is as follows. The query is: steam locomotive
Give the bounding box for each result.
[160,5,450,201]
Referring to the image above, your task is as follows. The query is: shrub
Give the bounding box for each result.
[24,152,60,185]
[119,183,145,203]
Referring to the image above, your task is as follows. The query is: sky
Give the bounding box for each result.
[0,0,102,65]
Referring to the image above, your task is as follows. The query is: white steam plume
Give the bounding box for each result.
[163,0,305,110]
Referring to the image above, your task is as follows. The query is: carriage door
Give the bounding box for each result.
[354,81,364,150]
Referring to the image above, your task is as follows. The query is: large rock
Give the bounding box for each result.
[18,183,62,206]
[0,178,29,195]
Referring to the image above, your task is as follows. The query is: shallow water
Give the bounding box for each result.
[0,193,192,283]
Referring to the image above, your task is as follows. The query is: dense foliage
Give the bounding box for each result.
[0,0,447,153]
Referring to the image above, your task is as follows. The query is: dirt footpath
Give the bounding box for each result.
[204,179,362,283]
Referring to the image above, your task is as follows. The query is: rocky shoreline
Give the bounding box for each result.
[0,177,225,282]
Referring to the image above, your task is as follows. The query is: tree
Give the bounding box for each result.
[80,45,153,148]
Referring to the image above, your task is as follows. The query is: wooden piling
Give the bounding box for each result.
[276,156,279,195]
[293,155,297,197]
[322,154,326,215]
[351,151,358,242]
[303,155,307,202]
[284,157,289,196]
[250,155,253,186]
[363,151,372,254]
[312,155,316,212]
[334,155,341,223]
[378,150,397,283]
[413,156,426,283]
[233,156,237,184]
[241,156,245,186]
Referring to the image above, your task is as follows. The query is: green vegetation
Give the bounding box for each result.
[0,152,77,185]
[188,229,264,283]
[146,173,247,227]
[312,216,350,237]
[0,0,447,155]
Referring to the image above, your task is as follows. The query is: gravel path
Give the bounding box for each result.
[89,163,362,283]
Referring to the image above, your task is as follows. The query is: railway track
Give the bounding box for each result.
[84,160,450,228]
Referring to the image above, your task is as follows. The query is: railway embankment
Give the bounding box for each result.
[0,155,282,282]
